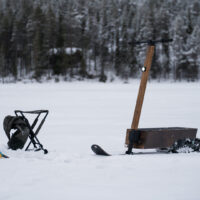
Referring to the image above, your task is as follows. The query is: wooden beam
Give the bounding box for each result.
[125,45,155,145]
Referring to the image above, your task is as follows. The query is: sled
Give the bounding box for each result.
[125,39,198,154]
[91,39,199,156]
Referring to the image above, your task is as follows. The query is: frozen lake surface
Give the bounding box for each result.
[0,81,200,200]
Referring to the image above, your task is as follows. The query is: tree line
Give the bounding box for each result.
[0,0,199,82]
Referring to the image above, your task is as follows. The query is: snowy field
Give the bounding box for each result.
[0,81,200,200]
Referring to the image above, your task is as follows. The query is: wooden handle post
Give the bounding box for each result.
[125,45,155,145]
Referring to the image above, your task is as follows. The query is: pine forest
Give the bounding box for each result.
[0,0,199,82]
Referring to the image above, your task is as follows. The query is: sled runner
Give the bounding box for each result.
[91,39,199,156]
[91,144,111,156]
[4,110,48,154]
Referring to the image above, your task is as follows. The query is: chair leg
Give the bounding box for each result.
[25,135,48,154]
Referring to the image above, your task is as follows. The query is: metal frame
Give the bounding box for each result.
[15,110,49,154]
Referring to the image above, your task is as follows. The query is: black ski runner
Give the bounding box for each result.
[91,144,129,156]
[91,144,111,156]
[91,139,200,156]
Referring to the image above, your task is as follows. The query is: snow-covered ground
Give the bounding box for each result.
[0,81,200,200]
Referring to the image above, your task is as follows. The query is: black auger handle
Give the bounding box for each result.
[129,39,173,45]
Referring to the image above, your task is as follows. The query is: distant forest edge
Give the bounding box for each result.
[0,0,199,83]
